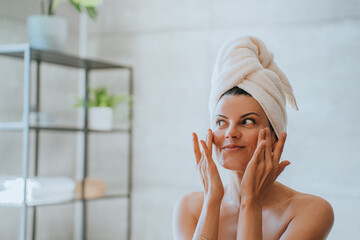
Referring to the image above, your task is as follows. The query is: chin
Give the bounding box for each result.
[217,154,250,171]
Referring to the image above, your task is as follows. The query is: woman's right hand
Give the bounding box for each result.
[193,129,224,202]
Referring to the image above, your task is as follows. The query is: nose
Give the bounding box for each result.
[225,124,242,139]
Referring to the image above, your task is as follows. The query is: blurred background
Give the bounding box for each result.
[0,0,359,239]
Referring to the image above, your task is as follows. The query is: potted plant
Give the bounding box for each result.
[74,87,132,131]
[27,0,102,51]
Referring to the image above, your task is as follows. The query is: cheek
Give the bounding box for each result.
[212,131,224,164]
[212,130,223,151]
[246,129,261,152]
[250,131,260,143]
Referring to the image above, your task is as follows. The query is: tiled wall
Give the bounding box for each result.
[1,0,360,239]
[87,1,360,239]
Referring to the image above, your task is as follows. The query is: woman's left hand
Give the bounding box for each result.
[240,127,290,204]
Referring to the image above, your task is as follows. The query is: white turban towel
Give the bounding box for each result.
[209,36,298,138]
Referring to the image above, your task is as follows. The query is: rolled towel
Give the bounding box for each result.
[209,36,298,138]
[0,176,75,206]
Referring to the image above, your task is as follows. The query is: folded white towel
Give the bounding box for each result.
[0,176,75,206]
[209,36,298,138]
[0,189,74,206]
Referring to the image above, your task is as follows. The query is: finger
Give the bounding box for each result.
[275,160,290,179]
[265,128,272,162]
[257,128,265,146]
[200,140,213,166]
[273,132,287,164]
[204,131,210,159]
[207,129,213,153]
[250,140,265,165]
[258,128,266,162]
[272,140,278,153]
[192,132,202,165]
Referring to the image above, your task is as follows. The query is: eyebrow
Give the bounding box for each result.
[215,112,260,119]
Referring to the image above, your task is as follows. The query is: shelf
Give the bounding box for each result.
[0,43,133,240]
[0,193,130,208]
[0,123,130,133]
[0,122,25,131]
[29,126,131,133]
[0,44,130,70]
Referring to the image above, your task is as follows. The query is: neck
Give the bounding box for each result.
[227,171,244,207]
[226,171,279,207]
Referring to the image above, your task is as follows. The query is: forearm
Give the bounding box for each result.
[192,198,222,240]
[236,198,263,240]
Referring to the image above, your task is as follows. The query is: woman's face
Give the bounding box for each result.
[212,94,276,171]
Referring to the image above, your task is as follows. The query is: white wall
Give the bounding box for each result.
[87,0,360,239]
[1,0,359,239]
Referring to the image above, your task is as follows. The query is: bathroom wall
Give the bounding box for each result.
[1,0,360,239]
[86,0,360,239]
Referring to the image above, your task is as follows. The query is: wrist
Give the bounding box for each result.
[240,197,262,209]
[204,195,222,207]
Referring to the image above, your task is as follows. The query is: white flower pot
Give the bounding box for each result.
[27,15,68,52]
[88,107,114,131]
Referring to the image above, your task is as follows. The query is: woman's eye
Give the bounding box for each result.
[216,120,225,126]
[243,118,255,125]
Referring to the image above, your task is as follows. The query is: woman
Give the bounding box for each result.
[173,36,334,240]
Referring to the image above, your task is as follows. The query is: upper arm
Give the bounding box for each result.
[173,193,199,240]
[280,197,334,240]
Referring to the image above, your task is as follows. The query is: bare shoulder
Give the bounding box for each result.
[174,191,204,219]
[290,192,334,221]
[274,182,334,220]
[281,191,335,239]
[173,192,204,239]
[268,182,334,239]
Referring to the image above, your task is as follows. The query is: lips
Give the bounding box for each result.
[222,144,246,151]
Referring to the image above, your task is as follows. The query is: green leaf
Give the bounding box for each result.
[85,7,97,20]
[51,0,65,14]
[69,0,82,13]
[73,87,132,112]
[48,0,55,15]
[72,0,102,7]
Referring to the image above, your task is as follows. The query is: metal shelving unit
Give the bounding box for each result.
[0,44,133,240]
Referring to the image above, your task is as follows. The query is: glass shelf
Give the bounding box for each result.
[0,44,130,70]
[0,122,130,133]
[30,125,131,133]
[0,193,130,208]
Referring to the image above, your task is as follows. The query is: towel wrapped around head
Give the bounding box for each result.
[209,36,298,138]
